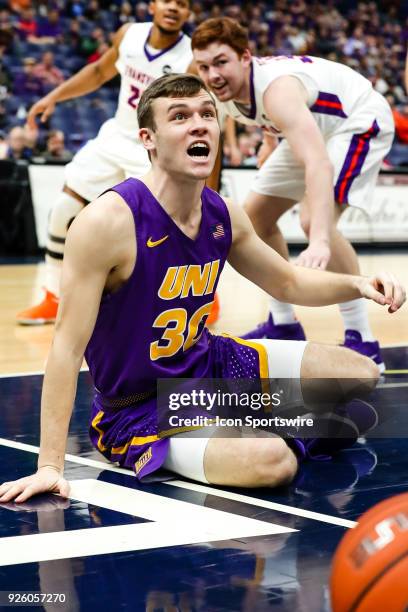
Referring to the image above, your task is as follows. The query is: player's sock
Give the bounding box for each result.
[269,296,297,325]
[44,257,62,297]
[339,299,375,341]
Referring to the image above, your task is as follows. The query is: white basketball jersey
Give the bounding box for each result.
[221,55,374,136]
[115,23,193,138]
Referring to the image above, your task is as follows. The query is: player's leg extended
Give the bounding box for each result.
[241,141,307,339]
[16,186,87,325]
[201,341,378,487]
[163,336,378,487]
[323,107,395,370]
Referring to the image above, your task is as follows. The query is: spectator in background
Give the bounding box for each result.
[32,51,64,87]
[0,129,7,158]
[87,41,109,64]
[83,0,100,22]
[24,123,39,154]
[135,2,149,23]
[35,7,63,44]
[13,57,44,98]
[392,105,408,145]
[8,0,32,13]
[3,126,33,161]
[15,7,37,40]
[42,129,72,162]
[62,18,82,55]
[117,2,135,26]
[0,46,11,94]
[236,133,258,167]
[0,9,15,52]
[79,27,106,60]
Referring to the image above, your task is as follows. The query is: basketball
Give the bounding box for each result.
[331,493,408,612]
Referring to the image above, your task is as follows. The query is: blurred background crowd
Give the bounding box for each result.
[0,0,407,167]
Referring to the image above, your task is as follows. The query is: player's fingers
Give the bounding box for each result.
[0,482,27,503]
[389,280,406,312]
[41,107,52,123]
[57,479,71,498]
[375,274,394,303]
[0,482,12,498]
[26,109,39,130]
[366,285,387,306]
[15,484,41,503]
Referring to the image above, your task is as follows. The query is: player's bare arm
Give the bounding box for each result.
[0,192,135,503]
[226,199,406,312]
[263,76,334,270]
[26,24,131,128]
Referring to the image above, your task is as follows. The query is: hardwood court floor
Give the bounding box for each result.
[0,253,407,375]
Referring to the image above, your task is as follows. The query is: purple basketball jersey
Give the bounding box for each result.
[85,178,232,400]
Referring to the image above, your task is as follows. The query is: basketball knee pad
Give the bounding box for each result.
[46,192,85,261]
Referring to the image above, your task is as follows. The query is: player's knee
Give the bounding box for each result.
[352,350,380,387]
[250,438,298,487]
[251,217,281,242]
[48,191,85,238]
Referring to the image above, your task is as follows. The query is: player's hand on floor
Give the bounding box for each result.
[295,240,331,270]
[26,95,57,129]
[0,467,70,504]
[359,272,406,313]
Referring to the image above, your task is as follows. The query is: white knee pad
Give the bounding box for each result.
[45,192,85,296]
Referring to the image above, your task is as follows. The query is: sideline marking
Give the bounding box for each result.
[0,438,356,529]
[0,479,291,566]
[384,370,408,375]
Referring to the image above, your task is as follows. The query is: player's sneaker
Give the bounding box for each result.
[340,398,379,436]
[287,410,360,462]
[289,399,377,462]
[343,329,385,373]
[16,289,59,325]
[206,292,220,325]
[241,313,306,340]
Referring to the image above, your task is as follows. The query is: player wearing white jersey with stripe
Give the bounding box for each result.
[193,18,395,371]
[17,0,193,325]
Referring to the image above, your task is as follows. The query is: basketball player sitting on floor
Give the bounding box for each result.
[192,18,396,372]
[0,74,405,503]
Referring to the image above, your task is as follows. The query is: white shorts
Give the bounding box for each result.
[163,339,308,483]
[64,118,150,202]
[252,90,395,211]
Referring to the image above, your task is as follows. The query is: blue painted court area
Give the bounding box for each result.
[0,347,407,611]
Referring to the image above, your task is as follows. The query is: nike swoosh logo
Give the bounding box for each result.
[146,235,169,248]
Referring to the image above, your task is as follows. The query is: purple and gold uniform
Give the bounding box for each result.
[86,179,268,480]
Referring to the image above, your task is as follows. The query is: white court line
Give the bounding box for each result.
[166,480,357,529]
[0,370,45,379]
[2,479,292,567]
[377,381,408,389]
[0,437,356,529]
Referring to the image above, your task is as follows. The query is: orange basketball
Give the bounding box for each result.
[331,492,408,612]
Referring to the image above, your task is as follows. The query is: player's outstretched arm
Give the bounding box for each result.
[26,24,130,129]
[0,193,130,503]
[263,76,334,270]
[226,200,406,312]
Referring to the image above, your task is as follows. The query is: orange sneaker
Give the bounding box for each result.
[16,289,59,325]
[207,292,220,326]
